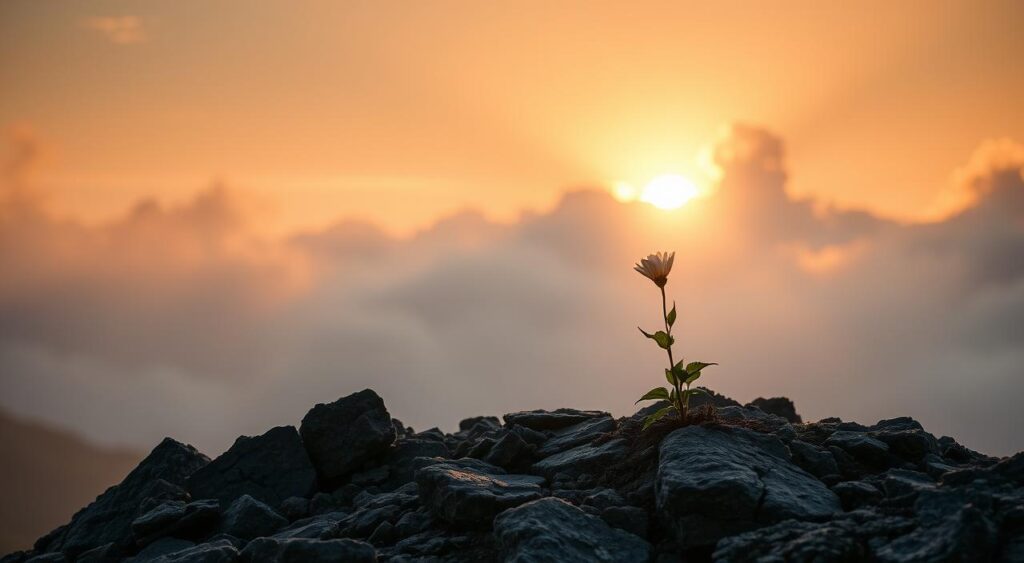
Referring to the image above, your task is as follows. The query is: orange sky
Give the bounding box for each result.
[2,0,1022,235]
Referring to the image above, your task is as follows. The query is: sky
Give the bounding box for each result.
[1,2,1023,456]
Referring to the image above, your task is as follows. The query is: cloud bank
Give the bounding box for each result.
[1,124,1022,456]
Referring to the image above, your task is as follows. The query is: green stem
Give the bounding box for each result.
[660,286,684,420]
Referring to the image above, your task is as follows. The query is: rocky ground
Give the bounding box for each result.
[4,388,1022,562]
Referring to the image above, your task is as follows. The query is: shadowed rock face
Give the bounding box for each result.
[299,389,396,482]
[186,426,317,508]
[7,391,1023,563]
[36,438,209,557]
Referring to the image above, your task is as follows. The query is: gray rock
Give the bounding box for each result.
[131,499,220,545]
[219,495,288,540]
[278,497,309,521]
[788,439,840,478]
[131,502,187,544]
[494,498,650,562]
[240,537,376,563]
[272,512,347,540]
[832,481,883,510]
[483,430,533,470]
[881,469,935,498]
[600,506,648,539]
[825,430,891,467]
[716,406,796,442]
[187,426,316,507]
[300,389,396,482]
[130,538,195,562]
[502,409,609,432]
[458,416,501,433]
[531,439,627,479]
[656,425,840,547]
[536,415,616,457]
[582,489,625,511]
[875,489,997,562]
[415,459,544,528]
[36,438,209,557]
[148,539,238,563]
[745,397,802,423]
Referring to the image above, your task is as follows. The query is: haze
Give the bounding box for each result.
[1,1,1023,456]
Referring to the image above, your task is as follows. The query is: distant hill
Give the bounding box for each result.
[0,410,142,554]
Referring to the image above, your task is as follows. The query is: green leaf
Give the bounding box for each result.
[664,368,677,386]
[635,387,669,404]
[666,303,677,328]
[669,387,677,401]
[638,328,673,349]
[686,361,717,375]
[642,405,676,430]
[684,371,701,385]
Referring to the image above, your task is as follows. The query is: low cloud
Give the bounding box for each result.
[1,125,1022,456]
[81,16,146,45]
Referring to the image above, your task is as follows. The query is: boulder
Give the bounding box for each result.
[187,426,316,507]
[239,538,376,563]
[600,506,648,538]
[656,425,840,547]
[832,481,883,510]
[536,415,616,457]
[131,499,220,545]
[494,498,650,562]
[147,539,238,563]
[482,431,534,470]
[458,416,501,433]
[37,438,209,557]
[299,390,396,481]
[219,495,288,540]
[531,439,627,479]
[788,439,840,479]
[746,397,802,423]
[875,489,997,562]
[415,459,544,528]
[825,430,891,468]
[502,409,608,432]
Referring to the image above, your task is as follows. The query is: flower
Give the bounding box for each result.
[634,251,675,287]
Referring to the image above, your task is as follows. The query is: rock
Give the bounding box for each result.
[278,497,309,521]
[788,439,840,478]
[300,389,396,482]
[600,506,648,538]
[871,423,938,462]
[832,481,883,510]
[131,498,220,545]
[875,489,997,562]
[272,512,347,540]
[716,406,797,442]
[147,539,238,563]
[713,510,915,562]
[494,498,650,562]
[458,416,501,433]
[37,438,209,557]
[350,466,390,487]
[881,468,935,498]
[75,543,123,563]
[415,459,544,528]
[187,426,316,507]
[825,430,891,468]
[531,439,627,479]
[502,409,609,432]
[219,495,288,540]
[240,537,376,563]
[656,425,840,547]
[131,537,195,562]
[367,521,395,545]
[746,397,802,423]
[482,430,533,470]
[131,501,187,544]
[582,488,625,511]
[536,415,616,457]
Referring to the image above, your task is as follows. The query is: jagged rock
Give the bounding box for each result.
[219,495,288,540]
[37,438,209,557]
[600,506,648,538]
[458,416,501,433]
[713,509,916,562]
[532,439,627,479]
[788,439,840,479]
[300,390,396,482]
[131,499,220,545]
[147,539,238,563]
[657,425,840,547]
[833,480,883,510]
[536,415,616,457]
[240,537,376,563]
[825,430,891,467]
[502,409,608,432]
[482,431,533,470]
[876,489,997,562]
[746,397,802,423]
[494,498,650,562]
[131,537,195,562]
[415,459,544,528]
[187,426,316,507]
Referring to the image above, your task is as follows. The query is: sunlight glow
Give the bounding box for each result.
[640,174,700,209]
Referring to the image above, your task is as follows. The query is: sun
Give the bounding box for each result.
[639,174,700,210]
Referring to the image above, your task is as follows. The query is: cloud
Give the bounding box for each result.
[1,126,1022,457]
[81,16,146,45]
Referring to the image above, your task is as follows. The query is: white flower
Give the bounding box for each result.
[634,251,675,287]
